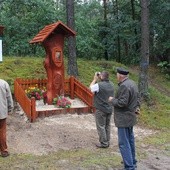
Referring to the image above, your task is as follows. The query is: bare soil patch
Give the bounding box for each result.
[6,103,170,170]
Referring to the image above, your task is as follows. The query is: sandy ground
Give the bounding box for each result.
[6,102,170,170]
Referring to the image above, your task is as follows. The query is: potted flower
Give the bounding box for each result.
[25,85,47,102]
[53,95,71,108]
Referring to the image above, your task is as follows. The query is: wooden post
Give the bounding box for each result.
[31,97,36,122]
[70,76,74,99]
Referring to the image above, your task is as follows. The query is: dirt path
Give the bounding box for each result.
[137,148,170,170]
[5,104,170,170]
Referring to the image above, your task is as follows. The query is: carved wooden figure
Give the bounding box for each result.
[30,21,76,104]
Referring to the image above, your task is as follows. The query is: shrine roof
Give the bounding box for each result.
[30,21,76,44]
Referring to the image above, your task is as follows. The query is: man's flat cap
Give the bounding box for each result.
[117,67,129,75]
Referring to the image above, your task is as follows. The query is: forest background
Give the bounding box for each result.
[0,0,169,65]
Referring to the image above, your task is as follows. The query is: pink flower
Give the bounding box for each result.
[56,96,71,108]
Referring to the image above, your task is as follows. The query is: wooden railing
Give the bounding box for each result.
[14,79,35,122]
[14,77,94,122]
[14,78,47,122]
[69,77,94,108]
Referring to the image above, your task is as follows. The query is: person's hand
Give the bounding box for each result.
[108,96,114,102]
[135,107,140,115]
[8,111,13,115]
[93,73,99,82]
[89,73,100,88]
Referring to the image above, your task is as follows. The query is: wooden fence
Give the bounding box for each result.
[14,77,94,122]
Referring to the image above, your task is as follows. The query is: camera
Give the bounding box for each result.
[95,72,101,76]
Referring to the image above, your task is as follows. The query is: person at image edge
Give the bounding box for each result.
[0,79,13,157]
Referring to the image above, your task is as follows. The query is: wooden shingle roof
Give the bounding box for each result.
[30,21,76,44]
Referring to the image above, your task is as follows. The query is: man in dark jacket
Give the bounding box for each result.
[109,67,140,170]
[90,71,114,148]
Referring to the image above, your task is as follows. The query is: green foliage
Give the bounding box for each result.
[98,0,141,63]
[150,0,170,62]
[0,0,58,56]
[157,61,170,79]
[0,0,169,65]
[75,1,104,60]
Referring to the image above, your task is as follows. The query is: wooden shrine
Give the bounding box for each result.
[30,21,76,104]
[14,21,94,122]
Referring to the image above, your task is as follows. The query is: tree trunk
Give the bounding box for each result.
[115,0,121,62]
[66,0,78,77]
[131,0,139,51]
[138,0,150,101]
[103,0,108,60]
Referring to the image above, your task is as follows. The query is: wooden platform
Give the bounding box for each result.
[36,98,93,118]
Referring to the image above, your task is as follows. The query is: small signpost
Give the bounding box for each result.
[0,26,4,62]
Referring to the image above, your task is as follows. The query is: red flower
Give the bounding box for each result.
[43,91,47,98]
[25,86,47,100]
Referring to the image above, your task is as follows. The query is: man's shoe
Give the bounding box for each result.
[1,151,10,157]
[95,143,109,148]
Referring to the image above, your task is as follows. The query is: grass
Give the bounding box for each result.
[138,86,170,129]
[0,56,170,169]
[149,65,170,91]
[0,149,122,170]
[0,57,46,91]
[142,131,170,148]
